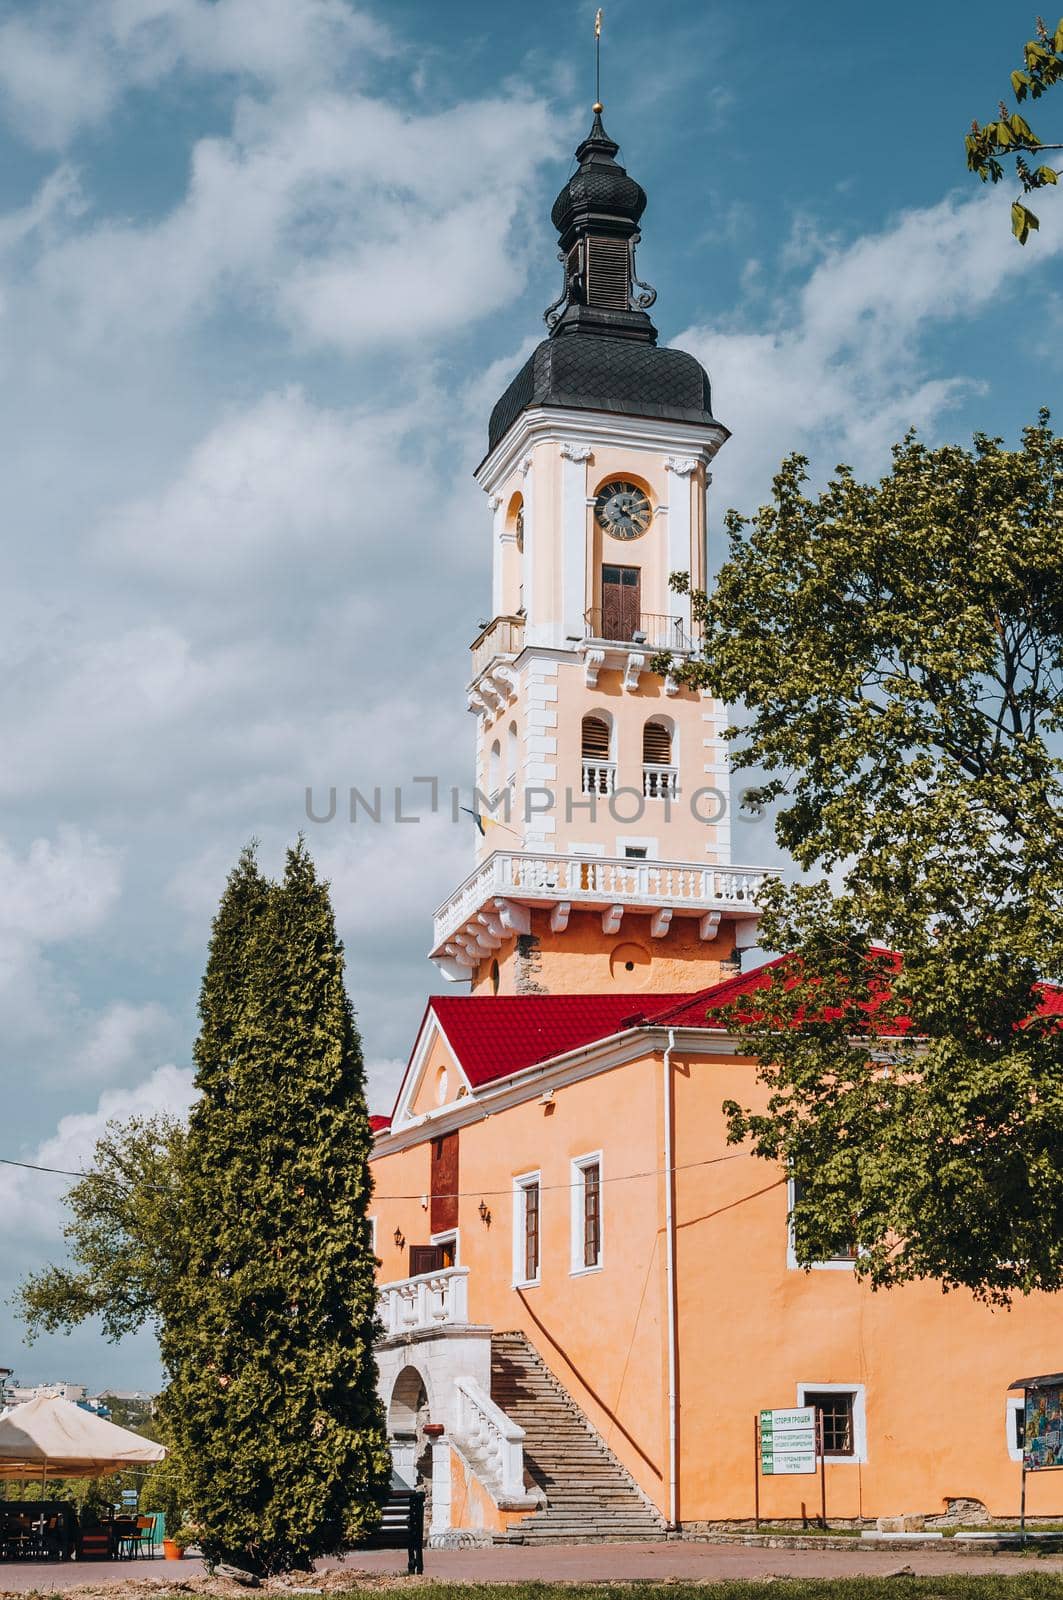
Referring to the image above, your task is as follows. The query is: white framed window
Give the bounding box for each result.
[513,1171,541,1287]
[1007,1396,1025,1463]
[786,1179,859,1271]
[617,835,659,859]
[570,1152,603,1274]
[796,1383,867,1464]
[430,1229,459,1268]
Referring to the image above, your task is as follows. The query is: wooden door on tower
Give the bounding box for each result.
[601,564,640,641]
[430,1131,459,1233]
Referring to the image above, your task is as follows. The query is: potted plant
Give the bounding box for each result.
[162,1525,193,1560]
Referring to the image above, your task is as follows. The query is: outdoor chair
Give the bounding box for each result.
[132,1515,157,1557]
[114,1517,139,1559]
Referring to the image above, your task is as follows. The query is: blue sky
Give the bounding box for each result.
[0,0,1059,1390]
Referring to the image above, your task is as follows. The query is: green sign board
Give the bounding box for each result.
[760,1407,817,1476]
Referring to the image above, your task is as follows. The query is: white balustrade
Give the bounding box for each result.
[378,1267,470,1338]
[581,760,616,795]
[642,763,679,799]
[433,850,775,952]
[453,1377,528,1501]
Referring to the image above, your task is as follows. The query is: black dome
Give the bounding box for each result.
[550,110,646,246]
[487,334,724,457]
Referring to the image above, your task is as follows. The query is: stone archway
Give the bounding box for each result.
[387,1364,433,1522]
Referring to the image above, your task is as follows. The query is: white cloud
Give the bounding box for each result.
[23,89,557,355]
[0,1063,197,1235]
[0,828,121,945]
[0,0,390,150]
[96,387,428,579]
[75,1001,173,1083]
[678,185,1063,515]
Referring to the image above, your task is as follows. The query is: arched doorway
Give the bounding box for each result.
[388,1365,434,1522]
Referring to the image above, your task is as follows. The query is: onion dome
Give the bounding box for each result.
[550,108,647,248]
[480,107,726,464]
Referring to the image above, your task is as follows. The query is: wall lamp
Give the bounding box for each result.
[393,1227,405,1249]
[478,1199,492,1227]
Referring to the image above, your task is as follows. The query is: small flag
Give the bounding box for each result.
[595,8,602,37]
[459,806,519,840]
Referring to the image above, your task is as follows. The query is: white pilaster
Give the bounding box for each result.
[489,494,505,617]
[665,456,698,636]
[560,441,592,645]
[429,1440,452,1540]
[521,453,544,644]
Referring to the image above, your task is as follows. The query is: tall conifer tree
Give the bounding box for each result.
[159,840,389,1573]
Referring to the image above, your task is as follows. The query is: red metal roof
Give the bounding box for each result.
[370,956,1063,1130]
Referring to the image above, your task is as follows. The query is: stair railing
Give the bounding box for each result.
[453,1376,527,1501]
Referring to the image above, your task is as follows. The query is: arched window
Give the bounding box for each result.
[489,739,501,797]
[643,719,677,799]
[643,720,672,764]
[506,721,518,788]
[581,714,614,794]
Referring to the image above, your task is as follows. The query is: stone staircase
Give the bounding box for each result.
[489,1330,667,1543]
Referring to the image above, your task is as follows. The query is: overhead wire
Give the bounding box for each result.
[0,1148,756,1198]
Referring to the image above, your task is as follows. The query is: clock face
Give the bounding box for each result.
[594,480,652,540]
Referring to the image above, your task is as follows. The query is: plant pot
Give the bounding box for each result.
[162,1538,185,1560]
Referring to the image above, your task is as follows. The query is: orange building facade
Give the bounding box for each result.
[368,109,1059,1543]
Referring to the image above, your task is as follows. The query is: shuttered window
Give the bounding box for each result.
[586,236,630,309]
[582,1162,601,1268]
[523,1180,540,1282]
[581,715,611,761]
[643,721,672,764]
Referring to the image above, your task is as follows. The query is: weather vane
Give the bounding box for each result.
[594,8,603,111]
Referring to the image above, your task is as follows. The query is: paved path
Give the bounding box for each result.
[4,1543,1063,1590]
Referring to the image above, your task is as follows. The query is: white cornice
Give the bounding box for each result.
[475,406,728,497]
[371,1021,743,1159]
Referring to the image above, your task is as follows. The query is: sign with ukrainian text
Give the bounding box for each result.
[1025,1385,1063,1471]
[760,1407,817,1475]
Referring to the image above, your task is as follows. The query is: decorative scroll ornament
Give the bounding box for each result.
[630,234,657,310]
[543,250,571,329]
[560,441,593,463]
[665,455,699,477]
[488,494,503,511]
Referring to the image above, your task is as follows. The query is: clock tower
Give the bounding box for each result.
[430,108,774,991]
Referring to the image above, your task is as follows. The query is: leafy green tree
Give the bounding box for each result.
[20,1115,186,1339]
[966,15,1063,241]
[20,841,389,1573]
[661,415,1063,1303]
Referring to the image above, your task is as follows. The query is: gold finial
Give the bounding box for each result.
[594,9,603,107]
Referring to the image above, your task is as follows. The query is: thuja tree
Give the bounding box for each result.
[160,841,389,1572]
[660,415,1063,1303]
[21,841,389,1573]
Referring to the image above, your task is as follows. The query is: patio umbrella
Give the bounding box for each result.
[0,1395,166,1480]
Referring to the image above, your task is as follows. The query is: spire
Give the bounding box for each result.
[544,106,657,344]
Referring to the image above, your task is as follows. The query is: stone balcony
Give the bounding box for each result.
[430,849,775,975]
[378,1267,472,1340]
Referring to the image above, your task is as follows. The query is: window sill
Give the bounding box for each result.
[569,1262,604,1278]
[788,1254,858,1272]
[513,1277,540,1290]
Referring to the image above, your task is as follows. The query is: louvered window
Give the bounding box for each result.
[643,721,672,764]
[582,715,611,761]
[586,236,630,309]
